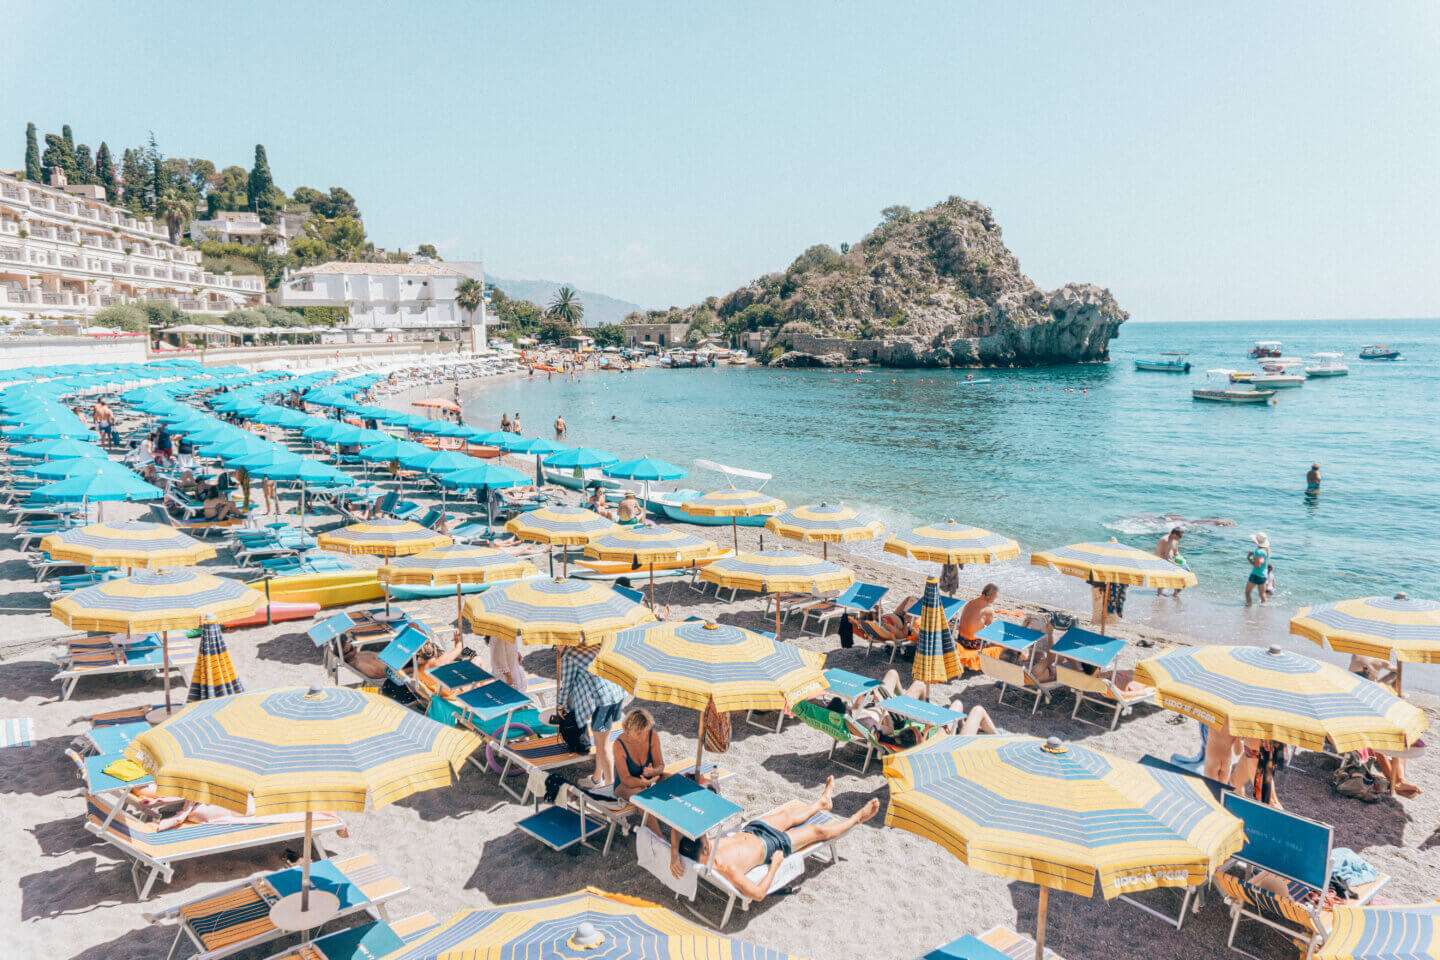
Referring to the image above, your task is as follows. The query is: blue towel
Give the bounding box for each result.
[0,718,34,748]
[1330,848,1378,886]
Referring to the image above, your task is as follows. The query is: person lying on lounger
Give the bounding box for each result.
[669,777,879,901]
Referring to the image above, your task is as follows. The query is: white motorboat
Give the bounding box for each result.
[1304,352,1350,377]
[1250,360,1306,388]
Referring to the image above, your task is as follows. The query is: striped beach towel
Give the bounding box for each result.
[0,718,34,747]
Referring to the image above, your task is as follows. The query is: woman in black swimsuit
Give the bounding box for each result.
[611,708,665,801]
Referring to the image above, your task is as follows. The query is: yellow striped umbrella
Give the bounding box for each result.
[884,520,1020,565]
[39,521,216,569]
[1318,902,1440,960]
[699,549,853,638]
[463,577,656,646]
[375,888,800,960]
[913,577,960,685]
[885,734,1244,960]
[680,488,785,551]
[129,684,478,926]
[1291,594,1440,693]
[1031,538,1197,633]
[187,616,243,702]
[1134,644,1427,753]
[765,503,883,558]
[317,518,451,557]
[379,545,541,623]
[505,505,618,575]
[584,525,718,605]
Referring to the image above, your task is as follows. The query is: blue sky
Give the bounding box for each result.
[6,2,1438,321]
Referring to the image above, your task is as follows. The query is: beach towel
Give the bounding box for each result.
[701,698,731,753]
[637,822,698,899]
[0,718,34,748]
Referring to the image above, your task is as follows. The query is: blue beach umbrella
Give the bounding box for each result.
[356,438,429,464]
[438,462,532,530]
[604,456,687,505]
[33,472,163,505]
[400,449,480,474]
[9,438,109,460]
[24,458,137,481]
[543,447,619,469]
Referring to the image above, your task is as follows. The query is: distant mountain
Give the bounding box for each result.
[486,276,644,327]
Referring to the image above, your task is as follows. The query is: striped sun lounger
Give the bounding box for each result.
[922,926,1066,959]
[0,718,34,747]
[258,912,439,960]
[85,793,347,901]
[53,637,198,701]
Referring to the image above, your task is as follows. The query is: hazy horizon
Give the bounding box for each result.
[5,2,1437,323]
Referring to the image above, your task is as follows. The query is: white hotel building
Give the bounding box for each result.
[277,261,487,348]
[0,171,266,322]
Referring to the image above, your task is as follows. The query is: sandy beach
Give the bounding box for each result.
[3,435,1438,960]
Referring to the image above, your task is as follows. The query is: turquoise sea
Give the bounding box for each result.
[463,318,1437,674]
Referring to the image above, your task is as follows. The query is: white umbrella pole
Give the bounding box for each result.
[301,811,314,910]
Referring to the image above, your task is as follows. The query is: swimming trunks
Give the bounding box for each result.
[741,819,793,861]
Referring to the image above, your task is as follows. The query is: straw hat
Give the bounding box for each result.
[1250,532,1270,549]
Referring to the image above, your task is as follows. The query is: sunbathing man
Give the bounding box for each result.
[670,777,879,902]
[957,584,998,650]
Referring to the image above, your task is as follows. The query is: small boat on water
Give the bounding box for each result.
[958,375,992,385]
[1249,361,1306,388]
[1135,352,1191,373]
[543,467,623,492]
[1249,340,1283,358]
[1359,344,1402,361]
[1304,352,1350,377]
[646,460,776,526]
[1193,387,1277,404]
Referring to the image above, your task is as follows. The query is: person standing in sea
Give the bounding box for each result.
[1306,462,1321,494]
[500,412,511,433]
[1245,532,1271,604]
[554,414,566,438]
[1154,528,1186,596]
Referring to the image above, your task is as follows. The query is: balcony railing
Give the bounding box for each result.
[6,289,36,303]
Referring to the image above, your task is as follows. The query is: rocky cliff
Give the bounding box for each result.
[629,196,1127,367]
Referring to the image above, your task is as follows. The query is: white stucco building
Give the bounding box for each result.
[190,210,304,254]
[276,260,487,348]
[0,171,265,321]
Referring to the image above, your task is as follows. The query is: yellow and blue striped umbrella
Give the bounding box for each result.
[463,577,656,646]
[765,503,883,558]
[698,549,854,595]
[505,505,618,546]
[885,520,1020,565]
[187,617,243,702]
[1291,594,1440,664]
[1134,644,1427,753]
[51,569,265,633]
[884,734,1244,901]
[592,620,826,713]
[680,489,786,518]
[127,685,479,813]
[317,518,452,557]
[1318,902,1440,960]
[39,520,216,569]
[913,577,960,685]
[376,888,800,960]
[378,545,540,586]
[584,525,717,564]
[1030,539,1196,590]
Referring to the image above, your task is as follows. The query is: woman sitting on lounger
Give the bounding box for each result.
[669,776,879,902]
[612,707,665,801]
[878,597,919,641]
[202,489,239,522]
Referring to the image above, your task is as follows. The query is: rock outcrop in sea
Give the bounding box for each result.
[626,196,1127,367]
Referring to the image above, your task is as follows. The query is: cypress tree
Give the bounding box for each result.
[75,144,96,183]
[120,148,145,208]
[24,122,41,181]
[61,124,74,153]
[42,133,78,182]
[248,144,273,212]
[96,143,116,202]
[148,155,163,212]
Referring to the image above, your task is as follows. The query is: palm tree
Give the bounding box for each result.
[155,190,193,245]
[456,276,483,352]
[548,285,584,326]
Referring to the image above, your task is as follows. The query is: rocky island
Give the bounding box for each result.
[625,196,1128,367]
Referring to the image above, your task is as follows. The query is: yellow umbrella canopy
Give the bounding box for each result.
[884,520,1020,565]
[378,545,539,585]
[583,525,717,564]
[463,577,656,646]
[316,518,451,557]
[1030,539,1197,589]
[505,504,618,546]
[39,520,216,569]
[698,549,854,595]
[51,569,265,633]
[1291,595,1440,693]
[765,502,882,559]
[680,488,785,551]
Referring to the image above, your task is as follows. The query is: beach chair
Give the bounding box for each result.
[255,913,439,960]
[52,636,197,701]
[85,791,347,901]
[612,583,646,605]
[1051,628,1153,730]
[976,620,1058,714]
[1213,793,1389,959]
[792,699,872,773]
[146,854,407,960]
[920,926,1067,959]
[797,581,889,636]
[848,615,914,662]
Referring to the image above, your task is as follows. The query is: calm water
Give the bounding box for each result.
[465,318,1438,672]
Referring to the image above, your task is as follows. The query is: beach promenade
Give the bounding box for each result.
[1,357,1436,960]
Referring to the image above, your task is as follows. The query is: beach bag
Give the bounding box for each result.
[701,697,731,753]
[838,615,854,649]
[555,709,592,755]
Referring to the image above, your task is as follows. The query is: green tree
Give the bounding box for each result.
[308,216,366,260]
[24,122,41,181]
[547,285,584,326]
[61,124,74,153]
[74,144,96,184]
[155,189,193,244]
[147,155,164,213]
[95,143,116,202]
[119,148,145,208]
[248,144,274,215]
[538,316,577,342]
[187,158,216,194]
[93,304,147,332]
[456,276,483,347]
[291,186,327,215]
[290,236,328,265]
[41,133,76,182]
[417,244,441,260]
[880,204,912,224]
[325,187,358,219]
[591,323,625,348]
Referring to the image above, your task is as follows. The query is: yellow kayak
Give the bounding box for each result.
[262,570,385,607]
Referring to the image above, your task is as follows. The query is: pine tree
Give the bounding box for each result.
[248,144,273,214]
[75,144,96,183]
[96,143,116,202]
[41,133,78,182]
[148,156,164,213]
[119,148,146,208]
[24,122,41,181]
[62,124,74,153]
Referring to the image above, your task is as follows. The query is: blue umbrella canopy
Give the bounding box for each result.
[544,447,619,469]
[9,438,109,460]
[438,462,532,490]
[508,437,569,455]
[33,471,163,503]
[357,439,430,463]
[248,457,350,485]
[24,457,137,481]
[400,449,481,474]
[604,457,688,482]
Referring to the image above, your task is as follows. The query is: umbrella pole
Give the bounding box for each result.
[301,811,313,911]
[694,711,706,781]
[648,562,655,608]
[456,581,464,630]
[732,517,739,554]
[265,578,273,626]
[162,629,172,716]
[1396,661,1404,697]
[1034,885,1049,960]
[775,595,782,640]
[1099,593,1108,637]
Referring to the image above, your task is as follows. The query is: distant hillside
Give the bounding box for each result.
[486,276,643,327]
